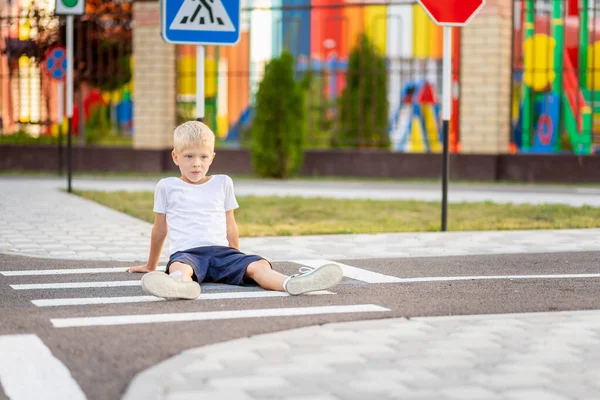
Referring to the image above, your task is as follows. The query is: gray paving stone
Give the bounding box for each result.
[282,396,339,400]
[49,250,78,256]
[40,243,69,249]
[207,376,289,390]
[501,388,572,400]
[165,389,254,400]
[182,360,225,375]
[11,243,41,249]
[551,380,599,400]
[247,385,328,400]
[349,379,410,394]
[75,251,110,258]
[393,369,441,385]
[470,371,556,390]
[68,245,97,251]
[254,364,336,377]
[441,386,502,400]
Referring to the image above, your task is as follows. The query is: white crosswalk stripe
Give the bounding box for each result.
[1,260,395,329]
[33,290,335,307]
[0,334,86,399]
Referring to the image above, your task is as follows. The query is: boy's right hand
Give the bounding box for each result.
[126,264,155,273]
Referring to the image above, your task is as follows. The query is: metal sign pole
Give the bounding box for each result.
[66,15,74,193]
[57,81,64,176]
[441,26,452,232]
[196,45,205,122]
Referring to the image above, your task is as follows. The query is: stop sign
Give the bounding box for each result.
[418,0,485,26]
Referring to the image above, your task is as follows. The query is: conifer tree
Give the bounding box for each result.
[337,34,389,148]
[250,51,306,178]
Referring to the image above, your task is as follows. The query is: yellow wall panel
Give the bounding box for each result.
[413,4,430,58]
[364,5,387,54]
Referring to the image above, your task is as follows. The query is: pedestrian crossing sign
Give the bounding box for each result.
[161,0,241,45]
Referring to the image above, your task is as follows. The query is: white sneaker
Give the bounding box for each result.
[283,264,344,295]
[141,271,201,300]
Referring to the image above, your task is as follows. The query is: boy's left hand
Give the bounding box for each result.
[126,264,154,273]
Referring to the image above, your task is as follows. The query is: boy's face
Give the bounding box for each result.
[172,144,216,184]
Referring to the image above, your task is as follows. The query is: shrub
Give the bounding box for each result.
[337,34,389,148]
[250,51,305,178]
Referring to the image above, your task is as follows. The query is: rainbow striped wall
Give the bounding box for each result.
[282,0,311,58]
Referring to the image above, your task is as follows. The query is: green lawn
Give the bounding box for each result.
[74,190,600,236]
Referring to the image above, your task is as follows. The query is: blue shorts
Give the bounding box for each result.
[166,246,270,286]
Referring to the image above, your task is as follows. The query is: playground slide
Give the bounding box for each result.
[391,105,412,151]
[562,51,592,154]
[422,105,441,153]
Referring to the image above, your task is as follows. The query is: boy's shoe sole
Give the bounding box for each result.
[141,271,201,300]
[285,264,344,295]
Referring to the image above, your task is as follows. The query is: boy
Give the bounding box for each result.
[126,121,344,299]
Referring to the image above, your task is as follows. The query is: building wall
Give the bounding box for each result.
[132,1,177,149]
[459,0,513,153]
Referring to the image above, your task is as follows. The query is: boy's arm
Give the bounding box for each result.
[127,212,168,273]
[226,210,239,250]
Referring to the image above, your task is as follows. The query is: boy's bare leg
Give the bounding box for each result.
[168,262,195,281]
[246,260,286,291]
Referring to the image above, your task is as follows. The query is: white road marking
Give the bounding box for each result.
[290,261,600,283]
[51,304,390,328]
[0,266,166,276]
[0,334,86,400]
[395,273,600,283]
[32,290,334,307]
[292,259,403,283]
[11,281,141,290]
[11,281,274,291]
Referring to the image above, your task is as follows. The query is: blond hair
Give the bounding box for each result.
[173,121,215,152]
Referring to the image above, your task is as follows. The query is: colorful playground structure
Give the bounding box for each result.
[389,80,442,152]
[513,0,600,154]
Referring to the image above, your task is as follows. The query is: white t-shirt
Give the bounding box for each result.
[153,175,239,255]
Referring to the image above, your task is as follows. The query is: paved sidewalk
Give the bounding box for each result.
[123,310,600,400]
[2,176,600,400]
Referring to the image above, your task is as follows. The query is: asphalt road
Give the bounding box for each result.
[1,251,600,400]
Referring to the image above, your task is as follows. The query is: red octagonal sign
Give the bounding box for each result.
[418,0,486,26]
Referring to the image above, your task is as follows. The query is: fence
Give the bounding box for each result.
[176,1,445,150]
[1,0,446,151]
[511,0,600,155]
[0,0,133,145]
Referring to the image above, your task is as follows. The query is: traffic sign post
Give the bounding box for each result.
[44,46,67,177]
[66,15,74,193]
[417,0,485,232]
[54,0,85,192]
[57,0,82,188]
[161,0,241,121]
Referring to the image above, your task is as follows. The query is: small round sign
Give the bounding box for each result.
[62,0,78,7]
[44,46,67,81]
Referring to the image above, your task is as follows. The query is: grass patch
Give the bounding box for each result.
[74,190,600,236]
